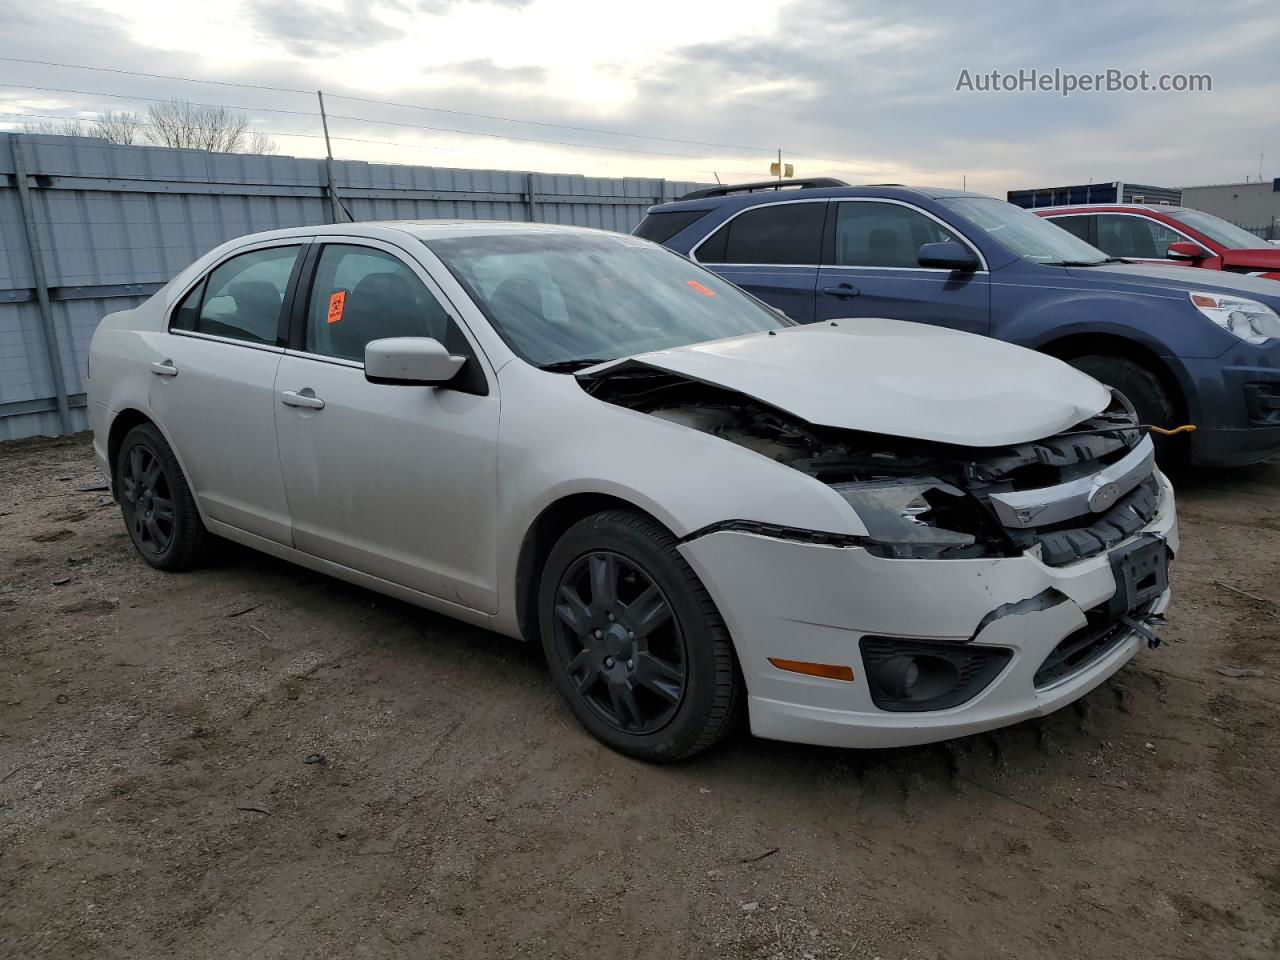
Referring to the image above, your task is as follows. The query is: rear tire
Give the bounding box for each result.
[538,510,740,762]
[115,422,208,571]
[1066,355,1184,462]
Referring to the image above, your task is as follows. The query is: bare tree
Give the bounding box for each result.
[246,130,278,156]
[143,99,277,155]
[23,110,143,145]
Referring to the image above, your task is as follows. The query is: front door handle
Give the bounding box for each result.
[821,283,860,299]
[280,389,325,411]
[150,360,178,377]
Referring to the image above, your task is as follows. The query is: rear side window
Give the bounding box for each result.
[633,209,710,244]
[1048,215,1094,244]
[172,246,300,344]
[171,279,204,332]
[832,202,965,268]
[305,244,460,362]
[697,202,825,265]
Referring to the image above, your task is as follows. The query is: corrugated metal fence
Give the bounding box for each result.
[0,133,705,441]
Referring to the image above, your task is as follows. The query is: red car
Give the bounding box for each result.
[1033,204,1280,281]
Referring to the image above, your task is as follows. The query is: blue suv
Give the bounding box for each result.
[637,180,1280,466]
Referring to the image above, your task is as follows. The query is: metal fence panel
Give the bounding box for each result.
[0,133,706,441]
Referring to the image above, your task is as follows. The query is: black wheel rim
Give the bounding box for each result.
[552,551,687,735]
[119,443,176,556]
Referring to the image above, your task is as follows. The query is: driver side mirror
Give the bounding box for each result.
[917,241,979,272]
[1166,241,1208,262]
[365,337,466,386]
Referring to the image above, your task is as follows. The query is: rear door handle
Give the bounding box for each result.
[821,283,860,299]
[280,389,325,411]
[150,360,178,377]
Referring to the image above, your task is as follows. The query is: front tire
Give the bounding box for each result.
[115,422,208,571]
[538,510,740,762]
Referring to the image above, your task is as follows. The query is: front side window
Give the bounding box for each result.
[1095,215,1183,259]
[696,202,825,265]
[940,196,1109,265]
[175,245,300,344]
[305,245,458,362]
[428,231,789,368]
[832,202,966,268]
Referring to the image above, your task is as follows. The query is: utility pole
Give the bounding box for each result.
[777,148,783,186]
[317,90,348,223]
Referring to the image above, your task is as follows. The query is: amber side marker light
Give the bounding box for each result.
[767,657,855,682]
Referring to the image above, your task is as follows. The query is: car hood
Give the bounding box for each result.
[1067,261,1280,301]
[1220,248,1280,272]
[579,317,1110,447]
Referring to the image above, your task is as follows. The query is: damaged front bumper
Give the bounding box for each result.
[677,472,1177,750]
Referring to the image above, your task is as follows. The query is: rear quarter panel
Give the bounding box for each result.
[86,295,201,504]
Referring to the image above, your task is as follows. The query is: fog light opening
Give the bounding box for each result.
[872,655,961,703]
[860,637,1011,712]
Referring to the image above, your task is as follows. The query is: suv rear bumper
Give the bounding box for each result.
[678,472,1177,749]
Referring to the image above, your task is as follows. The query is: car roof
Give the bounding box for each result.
[1034,204,1189,215]
[218,220,615,246]
[651,184,990,213]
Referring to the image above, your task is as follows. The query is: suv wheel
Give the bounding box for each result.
[1067,355,1182,460]
[538,510,740,762]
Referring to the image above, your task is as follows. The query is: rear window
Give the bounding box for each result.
[633,209,710,244]
[696,202,826,265]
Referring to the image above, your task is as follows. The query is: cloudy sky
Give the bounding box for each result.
[1,0,1276,195]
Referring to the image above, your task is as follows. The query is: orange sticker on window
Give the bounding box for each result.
[326,290,346,324]
[686,280,716,297]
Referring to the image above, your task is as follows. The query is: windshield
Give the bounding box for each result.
[940,196,1111,265]
[427,231,789,367]
[1172,209,1267,250]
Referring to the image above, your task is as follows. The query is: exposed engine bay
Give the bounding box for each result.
[581,365,1159,565]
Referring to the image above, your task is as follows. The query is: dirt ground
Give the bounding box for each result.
[0,434,1277,960]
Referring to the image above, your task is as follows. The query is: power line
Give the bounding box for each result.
[0,57,313,95]
[0,82,320,118]
[324,92,773,153]
[0,112,727,182]
[0,57,769,152]
[0,112,710,171]
[0,81,757,161]
[0,55,855,164]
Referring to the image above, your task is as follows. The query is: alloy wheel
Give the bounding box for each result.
[119,443,176,556]
[551,551,688,734]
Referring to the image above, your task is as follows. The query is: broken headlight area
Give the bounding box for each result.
[828,478,1006,560]
[584,369,1155,564]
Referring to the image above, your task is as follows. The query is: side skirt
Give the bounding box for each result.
[205,519,512,638]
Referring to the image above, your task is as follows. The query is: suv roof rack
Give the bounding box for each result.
[676,178,850,201]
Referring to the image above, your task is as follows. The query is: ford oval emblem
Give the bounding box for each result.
[1088,480,1122,513]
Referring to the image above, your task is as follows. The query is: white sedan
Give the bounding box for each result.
[87,221,1177,761]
